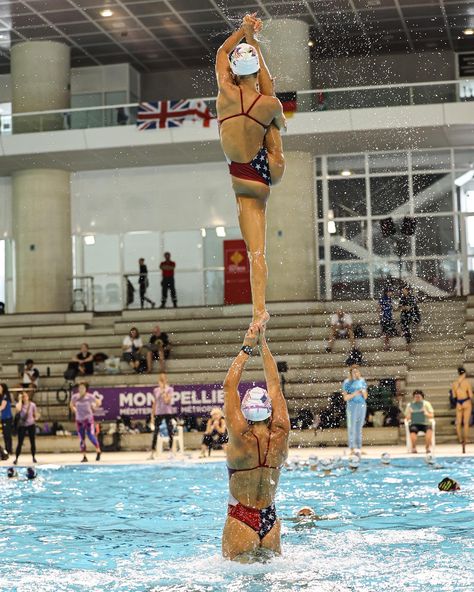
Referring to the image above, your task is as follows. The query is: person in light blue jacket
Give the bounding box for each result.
[342,366,368,455]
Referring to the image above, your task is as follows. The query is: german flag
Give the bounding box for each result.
[276,91,297,118]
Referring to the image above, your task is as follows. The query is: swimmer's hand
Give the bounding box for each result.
[243,326,259,349]
[242,13,262,39]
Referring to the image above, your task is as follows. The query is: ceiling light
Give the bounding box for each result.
[328,221,336,234]
[201,228,206,238]
[215,226,226,237]
[84,235,96,245]
[100,8,114,18]
[307,40,315,47]
[340,169,353,177]
[0,34,7,40]
[463,28,474,36]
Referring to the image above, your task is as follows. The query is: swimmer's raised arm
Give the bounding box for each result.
[261,330,290,434]
[215,26,245,90]
[223,327,259,437]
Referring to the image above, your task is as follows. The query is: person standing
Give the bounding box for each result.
[138,258,155,309]
[404,390,434,453]
[70,382,102,462]
[0,383,13,455]
[451,367,472,452]
[399,285,421,352]
[159,252,177,309]
[342,366,368,456]
[13,390,40,465]
[379,286,397,351]
[149,373,175,459]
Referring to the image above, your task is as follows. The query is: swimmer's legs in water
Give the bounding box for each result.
[236,195,269,328]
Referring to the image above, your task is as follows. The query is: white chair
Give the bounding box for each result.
[404,419,436,453]
[155,424,184,456]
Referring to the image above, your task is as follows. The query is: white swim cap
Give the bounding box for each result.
[229,43,260,76]
[241,386,272,422]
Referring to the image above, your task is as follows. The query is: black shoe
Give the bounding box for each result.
[32,457,37,463]
[151,302,156,308]
[173,302,177,308]
[159,304,165,309]
[81,455,88,463]
[13,459,18,465]
[96,452,101,462]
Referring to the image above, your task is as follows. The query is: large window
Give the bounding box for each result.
[317,148,466,299]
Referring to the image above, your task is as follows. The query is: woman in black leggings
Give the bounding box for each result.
[14,390,40,465]
[0,383,13,454]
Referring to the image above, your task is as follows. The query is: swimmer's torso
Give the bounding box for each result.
[227,428,288,509]
[217,85,276,163]
[452,378,472,401]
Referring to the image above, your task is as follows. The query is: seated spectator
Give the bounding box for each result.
[68,343,94,378]
[405,390,434,453]
[20,359,39,390]
[383,403,401,427]
[200,408,228,457]
[379,286,398,351]
[399,285,421,352]
[121,327,144,372]
[142,325,171,374]
[326,308,355,353]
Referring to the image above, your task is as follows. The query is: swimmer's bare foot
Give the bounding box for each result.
[251,310,270,331]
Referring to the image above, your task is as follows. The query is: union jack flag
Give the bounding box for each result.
[137,99,214,130]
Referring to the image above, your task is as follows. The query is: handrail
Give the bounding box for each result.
[4,79,472,120]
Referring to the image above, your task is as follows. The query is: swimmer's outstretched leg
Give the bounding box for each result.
[236,195,269,329]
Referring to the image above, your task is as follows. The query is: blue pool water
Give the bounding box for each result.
[1,457,473,592]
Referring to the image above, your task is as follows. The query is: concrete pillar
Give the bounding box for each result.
[266,153,316,301]
[262,20,317,301]
[261,19,311,92]
[11,41,70,132]
[13,170,72,312]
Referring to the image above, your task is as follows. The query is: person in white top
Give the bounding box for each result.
[121,327,144,372]
[326,308,355,353]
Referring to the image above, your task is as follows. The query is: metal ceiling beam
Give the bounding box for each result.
[439,0,455,51]
[393,0,415,51]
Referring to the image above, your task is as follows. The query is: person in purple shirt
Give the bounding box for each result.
[14,390,40,465]
[70,382,102,463]
[149,373,175,459]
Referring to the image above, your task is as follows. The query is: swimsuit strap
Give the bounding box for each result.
[245,93,262,115]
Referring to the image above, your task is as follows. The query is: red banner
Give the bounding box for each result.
[224,239,251,305]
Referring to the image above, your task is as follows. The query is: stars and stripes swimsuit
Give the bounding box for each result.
[227,432,280,540]
[218,87,272,187]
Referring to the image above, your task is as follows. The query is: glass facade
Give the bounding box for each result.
[317,148,474,300]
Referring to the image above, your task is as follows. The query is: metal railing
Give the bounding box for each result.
[2,79,473,135]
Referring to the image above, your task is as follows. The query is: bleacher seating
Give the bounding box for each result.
[0,298,470,447]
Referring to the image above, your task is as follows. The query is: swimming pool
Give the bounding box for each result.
[1,457,473,592]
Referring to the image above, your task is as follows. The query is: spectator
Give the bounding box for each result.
[13,390,40,465]
[0,383,13,455]
[149,373,175,459]
[160,252,177,309]
[70,381,101,463]
[68,343,94,378]
[451,367,472,450]
[200,407,228,457]
[399,285,421,352]
[405,390,434,454]
[326,308,355,353]
[342,366,368,455]
[21,359,39,390]
[379,286,397,351]
[138,257,155,309]
[121,327,144,372]
[143,325,171,374]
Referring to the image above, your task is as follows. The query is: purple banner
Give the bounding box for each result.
[81,382,265,421]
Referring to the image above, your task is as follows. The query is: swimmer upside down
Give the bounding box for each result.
[222,326,290,561]
[215,14,286,330]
